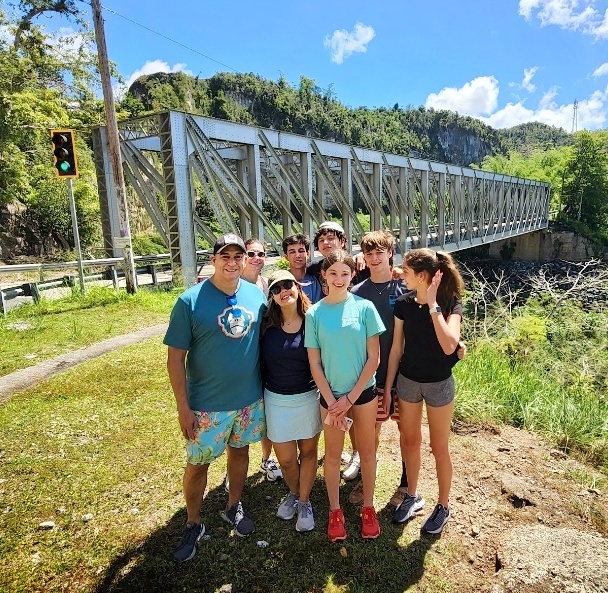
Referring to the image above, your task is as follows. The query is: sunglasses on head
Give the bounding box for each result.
[270,279,295,295]
[247,250,265,258]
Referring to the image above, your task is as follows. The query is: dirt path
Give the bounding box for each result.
[0,322,168,403]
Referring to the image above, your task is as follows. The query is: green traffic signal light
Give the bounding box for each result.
[50,129,79,179]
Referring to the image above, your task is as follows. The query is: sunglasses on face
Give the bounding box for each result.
[247,251,265,258]
[270,280,295,295]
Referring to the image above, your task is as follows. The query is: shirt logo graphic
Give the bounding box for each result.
[218,306,254,338]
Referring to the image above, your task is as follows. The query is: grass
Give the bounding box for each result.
[454,342,608,470]
[0,339,456,593]
[0,286,181,376]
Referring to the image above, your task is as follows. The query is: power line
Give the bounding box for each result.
[77,0,239,73]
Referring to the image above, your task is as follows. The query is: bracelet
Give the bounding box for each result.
[345,395,353,406]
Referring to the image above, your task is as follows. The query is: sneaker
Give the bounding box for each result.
[221,501,255,537]
[421,503,450,535]
[327,508,347,542]
[360,506,381,539]
[393,493,426,524]
[342,451,360,481]
[348,480,364,505]
[276,492,299,520]
[260,457,283,482]
[173,522,205,562]
[389,486,407,508]
[296,501,315,532]
[341,450,352,465]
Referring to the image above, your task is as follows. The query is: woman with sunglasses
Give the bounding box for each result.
[305,249,385,542]
[261,270,322,532]
[240,238,283,482]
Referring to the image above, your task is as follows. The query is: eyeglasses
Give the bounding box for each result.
[226,294,242,317]
[247,250,266,258]
[270,280,295,295]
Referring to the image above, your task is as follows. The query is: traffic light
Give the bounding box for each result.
[50,129,79,179]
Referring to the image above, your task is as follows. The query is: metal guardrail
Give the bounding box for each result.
[0,252,211,315]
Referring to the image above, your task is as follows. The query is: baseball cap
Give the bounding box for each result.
[317,221,345,234]
[213,233,246,255]
[267,269,299,292]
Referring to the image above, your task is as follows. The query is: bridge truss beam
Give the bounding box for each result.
[92,111,551,286]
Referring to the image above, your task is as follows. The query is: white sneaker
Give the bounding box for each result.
[260,457,283,482]
[342,451,360,481]
[295,500,315,532]
[276,492,299,520]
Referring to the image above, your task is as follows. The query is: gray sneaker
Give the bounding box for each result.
[276,492,299,520]
[173,522,205,562]
[393,493,426,524]
[421,503,450,535]
[296,501,315,532]
[221,502,255,537]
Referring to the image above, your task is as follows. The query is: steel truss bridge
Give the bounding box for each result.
[92,111,551,286]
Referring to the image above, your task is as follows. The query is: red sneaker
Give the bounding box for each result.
[327,508,347,542]
[361,506,381,539]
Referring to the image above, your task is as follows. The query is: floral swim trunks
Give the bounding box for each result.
[186,397,266,465]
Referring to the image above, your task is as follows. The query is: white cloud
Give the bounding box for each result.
[324,22,375,65]
[481,87,607,130]
[521,66,539,92]
[519,0,608,38]
[124,60,192,89]
[47,26,87,53]
[593,62,608,76]
[114,60,192,99]
[425,76,499,116]
[426,74,608,130]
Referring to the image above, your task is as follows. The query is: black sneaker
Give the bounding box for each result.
[393,493,425,523]
[221,501,255,537]
[421,503,450,535]
[173,522,205,562]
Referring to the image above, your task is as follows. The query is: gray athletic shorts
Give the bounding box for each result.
[396,374,455,408]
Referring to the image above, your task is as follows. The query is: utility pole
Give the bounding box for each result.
[91,0,137,293]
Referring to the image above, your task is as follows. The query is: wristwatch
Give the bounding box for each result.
[429,305,442,315]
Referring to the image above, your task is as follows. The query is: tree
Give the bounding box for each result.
[561,131,608,229]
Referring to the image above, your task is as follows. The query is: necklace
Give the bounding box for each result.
[414,296,425,309]
[370,280,391,295]
[283,316,300,326]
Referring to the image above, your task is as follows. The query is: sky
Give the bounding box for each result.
[34,0,608,131]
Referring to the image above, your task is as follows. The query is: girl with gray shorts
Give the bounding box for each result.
[385,248,465,535]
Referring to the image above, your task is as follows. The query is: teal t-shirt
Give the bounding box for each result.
[163,279,266,411]
[304,293,385,396]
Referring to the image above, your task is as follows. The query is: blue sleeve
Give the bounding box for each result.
[304,309,320,349]
[163,297,193,350]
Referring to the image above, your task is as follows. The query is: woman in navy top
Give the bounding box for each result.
[261,270,321,533]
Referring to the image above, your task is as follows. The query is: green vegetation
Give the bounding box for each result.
[0,286,180,376]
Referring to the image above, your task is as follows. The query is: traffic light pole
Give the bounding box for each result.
[67,179,86,293]
[91,0,137,294]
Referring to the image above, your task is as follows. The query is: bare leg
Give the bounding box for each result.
[261,435,273,460]
[321,406,345,510]
[272,440,299,494]
[398,401,424,496]
[226,444,249,508]
[426,400,455,507]
[350,398,378,507]
[297,434,320,503]
[183,463,209,524]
